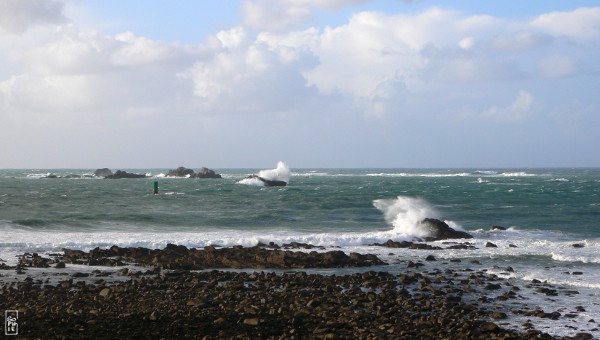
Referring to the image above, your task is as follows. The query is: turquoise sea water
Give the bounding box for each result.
[2,168,598,235]
[1,167,599,336]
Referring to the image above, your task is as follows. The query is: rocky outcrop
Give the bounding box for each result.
[193,167,221,179]
[166,166,222,179]
[420,218,473,241]
[94,168,113,177]
[370,239,443,250]
[105,170,147,179]
[166,167,195,177]
[58,244,385,270]
[245,175,287,186]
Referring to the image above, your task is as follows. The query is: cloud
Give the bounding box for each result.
[1,4,599,167]
[0,0,66,34]
[530,7,600,41]
[483,90,535,122]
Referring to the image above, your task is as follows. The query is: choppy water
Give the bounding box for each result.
[1,167,599,336]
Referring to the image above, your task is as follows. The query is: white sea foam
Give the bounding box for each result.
[551,253,600,264]
[372,196,442,239]
[474,170,498,175]
[366,172,472,178]
[26,173,56,179]
[499,172,536,177]
[258,161,290,182]
[238,161,291,186]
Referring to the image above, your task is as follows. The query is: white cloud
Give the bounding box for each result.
[1,3,599,167]
[216,26,246,49]
[531,7,600,41]
[458,37,474,49]
[0,0,66,34]
[483,90,535,122]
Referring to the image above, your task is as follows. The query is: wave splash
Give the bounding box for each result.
[238,161,291,186]
[373,196,446,239]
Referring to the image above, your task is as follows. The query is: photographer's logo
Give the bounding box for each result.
[5,310,18,336]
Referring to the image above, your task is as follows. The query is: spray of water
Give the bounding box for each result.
[373,196,440,239]
[238,161,291,186]
[258,161,291,182]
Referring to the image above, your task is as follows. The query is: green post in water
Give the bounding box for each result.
[153,180,159,195]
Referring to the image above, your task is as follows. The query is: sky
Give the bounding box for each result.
[0,0,599,168]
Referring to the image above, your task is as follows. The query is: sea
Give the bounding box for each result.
[1,164,599,337]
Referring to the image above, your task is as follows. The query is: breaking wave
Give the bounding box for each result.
[238,161,291,186]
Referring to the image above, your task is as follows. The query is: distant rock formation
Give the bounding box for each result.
[244,175,287,186]
[194,167,221,179]
[94,168,113,177]
[105,170,147,179]
[166,166,222,179]
[419,218,473,241]
[167,167,195,177]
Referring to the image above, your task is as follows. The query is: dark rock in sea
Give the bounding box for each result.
[58,244,385,270]
[425,255,436,261]
[166,166,221,178]
[94,168,113,177]
[420,218,473,241]
[245,175,286,187]
[167,166,195,177]
[369,239,442,250]
[485,283,502,290]
[572,243,585,248]
[282,242,324,250]
[445,243,477,250]
[193,167,222,179]
[485,242,497,248]
[537,287,558,296]
[490,226,507,231]
[105,170,147,179]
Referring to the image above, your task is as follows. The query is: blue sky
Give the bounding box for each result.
[0,1,599,168]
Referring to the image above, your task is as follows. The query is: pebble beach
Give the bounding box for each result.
[1,243,596,339]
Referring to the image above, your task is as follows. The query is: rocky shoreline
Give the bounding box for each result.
[1,244,596,339]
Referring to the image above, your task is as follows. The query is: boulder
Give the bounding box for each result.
[94,168,113,177]
[167,167,195,177]
[193,167,222,179]
[105,170,147,179]
[420,218,473,241]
